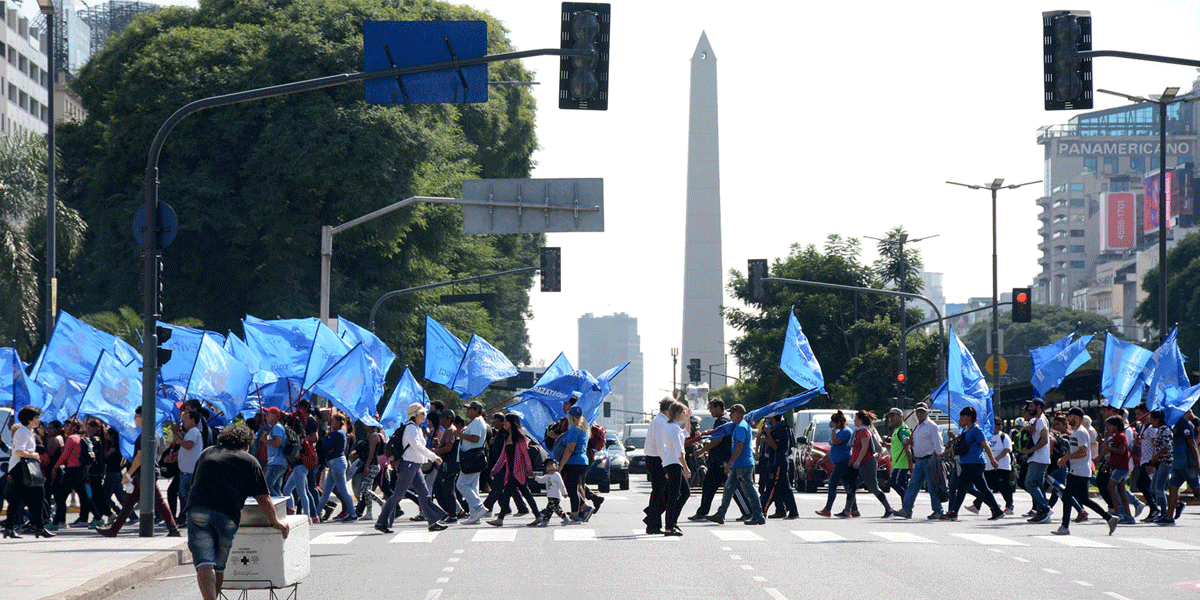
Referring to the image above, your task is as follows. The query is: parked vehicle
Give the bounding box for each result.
[624,426,649,475]
[586,432,630,492]
[791,414,890,493]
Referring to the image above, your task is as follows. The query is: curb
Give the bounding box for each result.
[40,543,192,600]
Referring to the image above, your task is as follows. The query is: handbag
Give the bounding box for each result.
[460,447,488,474]
[21,458,45,487]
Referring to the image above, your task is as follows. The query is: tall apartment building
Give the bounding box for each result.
[578,312,644,431]
[1,1,49,136]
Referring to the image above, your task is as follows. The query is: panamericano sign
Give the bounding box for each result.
[1057,141,1192,156]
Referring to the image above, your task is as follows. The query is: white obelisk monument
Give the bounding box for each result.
[680,32,725,391]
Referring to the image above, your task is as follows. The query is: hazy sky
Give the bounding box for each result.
[151,0,1200,412]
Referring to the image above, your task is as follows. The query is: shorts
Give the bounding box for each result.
[1169,466,1200,490]
[1109,469,1129,483]
[187,508,239,572]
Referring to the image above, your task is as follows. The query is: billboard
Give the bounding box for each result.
[1103,192,1136,250]
[1143,171,1173,233]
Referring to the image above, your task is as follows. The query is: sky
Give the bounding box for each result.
[152,0,1200,412]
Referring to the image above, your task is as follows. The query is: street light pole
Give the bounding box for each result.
[866,232,938,377]
[946,179,1040,403]
[37,0,56,344]
[671,347,679,399]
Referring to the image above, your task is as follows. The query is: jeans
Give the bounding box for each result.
[377,460,446,528]
[1150,462,1172,510]
[714,465,763,522]
[1024,461,1050,513]
[264,464,287,500]
[317,457,356,519]
[824,461,859,512]
[455,471,485,517]
[178,472,193,517]
[187,508,238,572]
[1170,466,1200,490]
[901,456,943,515]
[282,465,313,516]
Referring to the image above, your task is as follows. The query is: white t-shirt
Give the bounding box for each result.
[8,425,34,472]
[177,427,204,474]
[1031,415,1051,464]
[645,412,668,460]
[661,422,686,467]
[535,471,567,499]
[1068,428,1092,476]
[1086,425,1099,461]
[987,432,1012,471]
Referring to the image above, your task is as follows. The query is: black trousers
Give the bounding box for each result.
[1094,469,1113,509]
[484,472,527,513]
[663,464,690,531]
[562,464,588,513]
[761,463,797,517]
[1136,464,1158,511]
[4,477,45,530]
[433,469,458,517]
[694,459,746,516]
[53,466,95,525]
[974,469,1014,509]
[949,463,999,514]
[1062,473,1111,527]
[644,456,666,528]
[497,478,538,516]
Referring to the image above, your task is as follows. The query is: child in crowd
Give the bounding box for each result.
[532,458,576,527]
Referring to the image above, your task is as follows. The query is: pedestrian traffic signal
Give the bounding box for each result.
[156,324,173,366]
[559,2,609,110]
[895,372,906,393]
[688,358,701,384]
[1012,287,1032,323]
[540,247,561,292]
[1043,10,1092,111]
[603,401,611,418]
[747,259,768,303]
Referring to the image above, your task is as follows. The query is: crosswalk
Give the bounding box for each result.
[309,527,1200,551]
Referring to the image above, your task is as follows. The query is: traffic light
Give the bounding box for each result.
[1012,287,1032,323]
[156,324,173,366]
[540,247,561,292]
[1043,10,1092,111]
[747,259,768,303]
[687,358,701,384]
[895,372,907,394]
[559,2,609,110]
[603,401,611,418]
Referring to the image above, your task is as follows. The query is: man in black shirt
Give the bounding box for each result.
[688,398,747,521]
[187,425,289,600]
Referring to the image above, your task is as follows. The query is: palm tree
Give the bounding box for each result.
[0,131,85,354]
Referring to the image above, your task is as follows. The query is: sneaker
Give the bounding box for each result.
[894,510,912,519]
[1051,525,1070,535]
[440,517,458,525]
[1004,506,1014,515]
[814,509,831,517]
[564,518,580,526]
[926,512,945,521]
[579,506,594,523]
[1175,503,1185,520]
[1073,510,1089,523]
[374,523,393,534]
[69,519,90,528]
[1141,510,1159,523]
[1133,503,1146,518]
[706,516,724,525]
[486,518,504,528]
[339,514,359,523]
[964,505,980,515]
[1157,517,1176,526]
[1031,512,1052,524]
[1021,510,1036,518]
[428,522,448,532]
[1107,515,1120,536]
[988,509,1005,521]
[592,496,605,514]
[687,514,709,521]
[882,509,895,519]
[537,519,549,527]
[90,519,104,529]
[1119,516,1136,525]
[943,511,959,522]
[463,514,482,525]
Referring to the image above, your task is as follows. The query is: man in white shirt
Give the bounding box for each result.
[1020,399,1052,523]
[897,402,946,519]
[1052,407,1119,536]
[375,403,448,534]
[175,410,204,519]
[455,402,489,524]
[642,398,673,534]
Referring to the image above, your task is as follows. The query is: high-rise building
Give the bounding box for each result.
[1,1,50,136]
[680,32,725,388]
[578,312,644,430]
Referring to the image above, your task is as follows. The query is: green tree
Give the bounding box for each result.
[961,304,1115,385]
[57,0,540,379]
[78,305,204,349]
[872,226,924,295]
[1136,230,1200,357]
[0,132,86,355]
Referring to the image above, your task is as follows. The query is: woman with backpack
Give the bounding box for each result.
[486,414,539,527]
[848,411,894,518]
[315,412,358,523]
[51,418,98,530]
[943,407,1004,521]
[283,414,320,523]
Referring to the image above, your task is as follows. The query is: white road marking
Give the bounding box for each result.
[442,567,454,573]
[389,531,440,543]
[720,546,732,551]
[448,558,460,563]
[764,588,789,600]
[471,530,517,542]
[988,548,1005,554]
[554,528,597,541]
[1124,537,1200,551]
[423,590,442,600]
[951,533,1026,546]
[711,530,765,542]
[729,555,742,560]
[741,565,754,570]
[1010,556,1031,563]
[453,549,464,554]
[1042,568,1061,574]
[1103,593,1133,600]
[753,576,768,583]
[631,529,681,540]
[1072,581,1093,587]
[310,531,362,545]
[870,531,936,544]
[1035,536,1114,548]
[436,578,449,583]
[791,530,846,542]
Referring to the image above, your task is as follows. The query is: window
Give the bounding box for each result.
[1070,230,1085,238]
[1070,261,1086,269]
[1070,245,1085,253]
[1070,183,1085,191]
[1071,214,1087,222]
[1151,156,1160,170]
[1130,156,1145,173]
[17,54,25,74]
[1101,183,1109,191]
[1105,156,1120,174]
[1069,198,1085,207]
[1084,156,1098,171]
[1110,180,1131,192]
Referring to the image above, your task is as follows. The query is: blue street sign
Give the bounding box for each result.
[363,21,488,104]
[132,201,179,250]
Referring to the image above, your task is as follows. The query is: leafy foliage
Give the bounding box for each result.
[1136,230,1200,358]
[960,303,1115,385]
[56,0,541,382]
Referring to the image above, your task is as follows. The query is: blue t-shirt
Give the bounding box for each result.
[829,428,852,463]
[730,420,755,469]
[958,425,987,465]
[563,426,589,466]
[266,422,286,467]
[1173,419,1197,469]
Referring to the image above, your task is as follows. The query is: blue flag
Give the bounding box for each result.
[779,308,825,392]
[78,351,140,459]
[32,312,124,422]
[1100,333,1153,409]
[536,352,574,386]
[746,389,824,423]
[379,367,428,432]
[507,398,561,447]
[159,322,206,406]
[1029,328,1075,374]
[1142,328,1190,411]
[188,333,254,425]
[338,316,396,389]
[932,331,994,435]
[1162,382,1200,428]
[311,343,382,427]
[424,316,467,387]
[301,323,353,391]
[449,334,519,400]
[1031,333,1094,398]
[242,316,320,381]
[1,348,45,411]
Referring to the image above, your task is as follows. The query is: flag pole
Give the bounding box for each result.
[483,394,519,415]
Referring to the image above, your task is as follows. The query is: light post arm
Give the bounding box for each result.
[368,265,538,331]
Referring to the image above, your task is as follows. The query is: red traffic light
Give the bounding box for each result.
[896,373,907,383]
[1015,292,1028,304]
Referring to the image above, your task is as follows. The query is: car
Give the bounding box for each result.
[791,414,890,493]
[586,432,630,492]
[624,426,649,475]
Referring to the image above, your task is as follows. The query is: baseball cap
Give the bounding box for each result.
[407,403,427,418]
[466,401,485,412]
[567,406,583,417]
[1068,407,1085,417]
[887,408,903,417]
[1027,398,1046,407]
[914,402,929,412]
[441,409,455,421]
[262,407,283,417]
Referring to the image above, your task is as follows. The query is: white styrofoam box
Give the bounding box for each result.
[239,496,288,527]
[222,515,310,589]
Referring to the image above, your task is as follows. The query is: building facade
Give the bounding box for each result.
[1,1,49,136]
[578,312,644,431]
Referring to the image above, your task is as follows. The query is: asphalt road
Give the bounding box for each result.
[108,478,1200,600]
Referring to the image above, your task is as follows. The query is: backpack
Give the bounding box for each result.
[78,436,96,468]
[386,423,410,460]
[300,439,319,470]
[588,424,606,458]
[282,427,302,464]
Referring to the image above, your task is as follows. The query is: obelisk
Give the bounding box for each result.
[680,32,725,392]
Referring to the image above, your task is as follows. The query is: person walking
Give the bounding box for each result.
[1100,415,1135,523]
[885,408,911,502]
[897,402,945,520]
[455,401,489,525]
[706,404,765,526]
[315,413,358,523]
[482,413,527,516]
[532,458,575,526]
[97,407,180,537]
[1160,409,1199,526]
[661,402,691,536]
[970,417,1014,515]
[1146,409,1173,523]
[758,413,798,519]
[50,418,97,530]
[642,398,671,533]
[849,411,894,518]
[258,407,288,500]
[281,415,317,522]
[3,406,52,539]
[487,414,540,527]
[185,425,289,600]
[79,418,111,528]
[815,411,857,518]
[1052,407,1120,536]
[688,398,747,522]
[174,411,204,521]
[943,407,1004,521]
[558,407,593,522]
[1019,399,1053,524]
[375,403,448,533]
